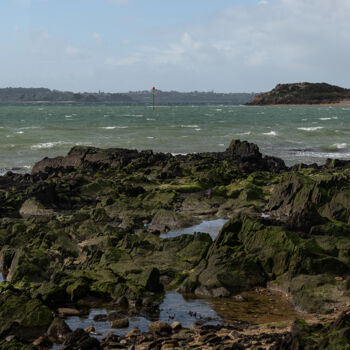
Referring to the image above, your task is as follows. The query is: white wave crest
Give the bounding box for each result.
[320,117,331,120]
[31,141,66,150]
[181,125,199,128]
[331,143,347,150]
[298,127,324,131]
[171,152,188,156]
[19,126,41,130]
[100,126,128,130]
[296,151,350,159]
[263,131,277,136]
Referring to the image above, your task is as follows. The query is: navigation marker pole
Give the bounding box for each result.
[153,87,155,111]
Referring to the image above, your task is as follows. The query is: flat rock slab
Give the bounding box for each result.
[58,308,82,316]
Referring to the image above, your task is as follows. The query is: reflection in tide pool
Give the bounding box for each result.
[59,292,220,341]
[160,218,228,239]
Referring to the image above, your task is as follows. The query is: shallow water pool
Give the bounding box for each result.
[160,218,228,239]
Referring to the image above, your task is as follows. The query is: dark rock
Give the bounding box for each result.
[93,314,109,322]
[46,317,72,343]
[113,296,129,309]
[79,336,101,350]
[64,328,89,345]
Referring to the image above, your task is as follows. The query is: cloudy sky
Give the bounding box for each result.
[1,0,349,92]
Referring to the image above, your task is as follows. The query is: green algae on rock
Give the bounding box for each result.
[1,139,350,347]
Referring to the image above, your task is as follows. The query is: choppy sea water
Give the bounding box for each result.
[1,103,350,173]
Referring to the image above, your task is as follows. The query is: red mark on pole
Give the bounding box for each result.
[152,87,155,112]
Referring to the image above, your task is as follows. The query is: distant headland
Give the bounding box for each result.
[0,87,255,105]
[247,82,350,106]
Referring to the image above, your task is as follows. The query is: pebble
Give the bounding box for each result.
[110,318,130,329]
[149,321,172,334]
[85,325,96,333]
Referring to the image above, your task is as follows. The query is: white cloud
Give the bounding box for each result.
[5,0,350,92]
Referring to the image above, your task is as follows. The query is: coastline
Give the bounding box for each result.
[251,99,350,107]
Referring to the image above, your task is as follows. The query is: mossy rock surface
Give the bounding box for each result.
[0,289,53,341]
[3,139,350,344]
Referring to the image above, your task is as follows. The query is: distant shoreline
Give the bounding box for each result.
[258,100,350,107]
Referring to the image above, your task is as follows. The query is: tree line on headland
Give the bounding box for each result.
[0,87,256,105]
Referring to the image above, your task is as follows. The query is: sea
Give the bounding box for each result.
[1,103,350,174]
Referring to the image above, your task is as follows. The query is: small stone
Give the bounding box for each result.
[335,276,344,281]
[233,294,245,301]
[85,325,96,333]
[5,335,15,342]
[171,322,182,331]
[58,307,82,316]
[110,318,130,329]
[32,336,51,347]
[149,321,172,334]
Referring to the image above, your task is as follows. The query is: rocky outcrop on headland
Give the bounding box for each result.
[2,139,350,348]
[248,82,350,105]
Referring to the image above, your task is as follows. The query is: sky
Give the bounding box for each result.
[1,0,349,92]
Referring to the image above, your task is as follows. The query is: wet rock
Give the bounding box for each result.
[85,326,95,334]
[148,321,172,335]
[93,314,109,322]
[110,318,129,329]
[46,317,72,343]
[64,328,88,345]
[64,328,101,349]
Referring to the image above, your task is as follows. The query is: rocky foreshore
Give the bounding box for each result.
[1,139,350,349]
